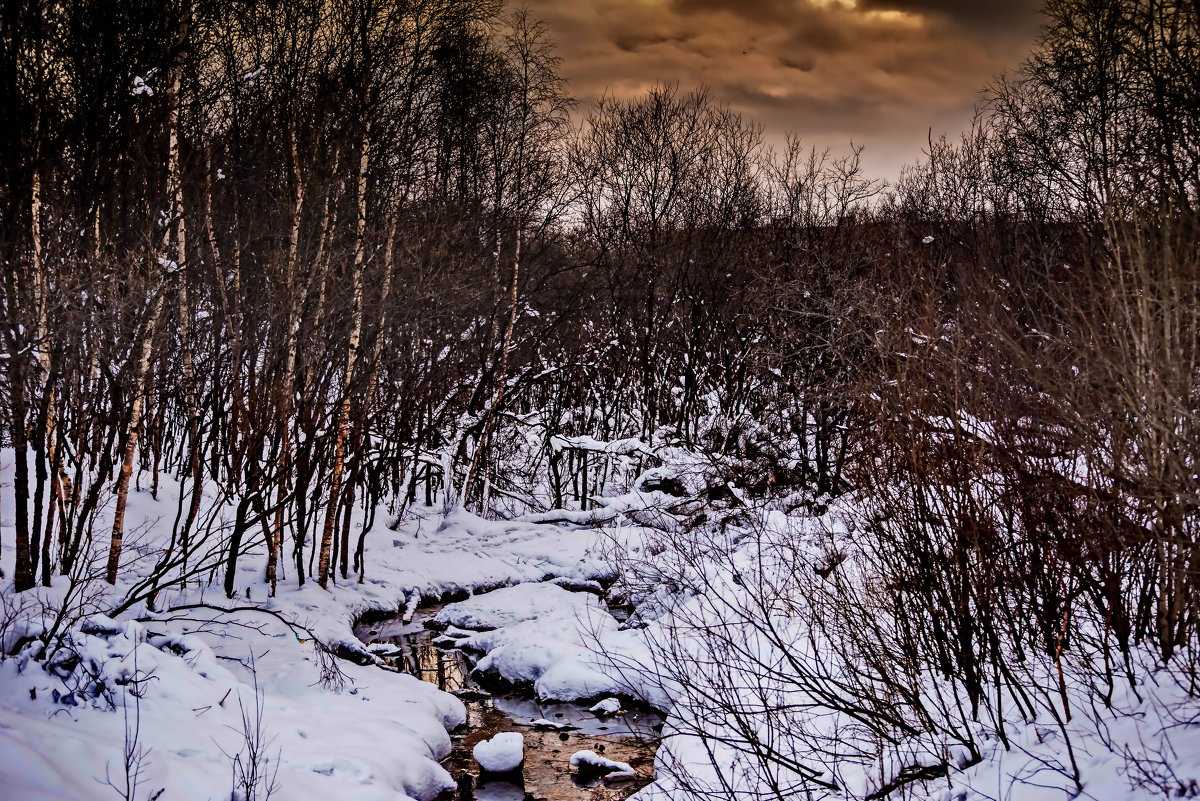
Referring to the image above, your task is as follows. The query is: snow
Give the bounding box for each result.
[609,499,1200,801]
[0,624,460,801]
[448,586,661,705]
[7,436,1200,801]
[0,450,621,801]
[530,717,567,728]
[428,579,674,705]
[589,697,622,715]
[550,575,604,594]
[570,749,636,778]
[472,731,524,772]
[434,582,598,631]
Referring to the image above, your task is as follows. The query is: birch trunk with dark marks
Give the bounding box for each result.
[107,287,166,585]
[167,21,205,564]
[318,123,370,589]
[352,217,398,582]
[271,128,306,595]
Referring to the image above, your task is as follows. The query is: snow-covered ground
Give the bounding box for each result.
[612,501,1200,801]
[439,582,663,707]
[0,450,624,801]
[5,444,1200,801]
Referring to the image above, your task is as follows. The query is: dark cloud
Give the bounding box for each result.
[613,30,697,53]
[523,0,1043,177]
[779,55,816,72]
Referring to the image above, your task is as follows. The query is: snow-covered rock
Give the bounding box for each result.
[530,717,567,729]
[550,576,604,594]
[570,749,636,779]
[473,732,524,773]
[589,697,622,715]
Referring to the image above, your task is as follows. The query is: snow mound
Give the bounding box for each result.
[530,717,567,729]
[448,585,668,707]
[435,582,599,631]
[570,749,636,778]
[473,732,524,773]
[463,609,624,700]
[589,697,622,715]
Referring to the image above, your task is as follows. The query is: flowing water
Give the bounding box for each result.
[355,603,662,801]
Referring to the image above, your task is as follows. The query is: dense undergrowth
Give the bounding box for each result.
[2,0,1199,799]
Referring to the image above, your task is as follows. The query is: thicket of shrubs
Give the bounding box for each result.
[2,1,1198,795]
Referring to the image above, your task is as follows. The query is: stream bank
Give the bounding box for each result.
[355,597,662,801]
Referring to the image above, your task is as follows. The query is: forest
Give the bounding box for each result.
[1,0,1198,800]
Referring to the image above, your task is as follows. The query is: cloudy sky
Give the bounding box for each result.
[524,0,1044,178]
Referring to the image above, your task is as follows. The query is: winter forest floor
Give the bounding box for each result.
[4,445,1200,801]
[0,451,626,801]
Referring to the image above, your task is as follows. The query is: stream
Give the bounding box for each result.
[354,599,663,801]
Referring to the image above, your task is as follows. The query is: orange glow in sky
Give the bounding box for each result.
[523,0,1043,178]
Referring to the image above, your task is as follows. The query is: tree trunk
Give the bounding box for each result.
[106,289,166,585]
[349,217,397,582]
[462,226,522,504]
[272,127,307,594]
[10,388,33,592]
[24,33,53,589]
[318,125,370,589]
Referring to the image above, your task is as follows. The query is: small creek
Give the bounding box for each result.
[354,600,662,801]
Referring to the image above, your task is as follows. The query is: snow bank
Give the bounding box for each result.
[473,732,524,773]
[434,582,598,631]
[0,617,461,801]
[0,451,622,801]
[439,584,665,706]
